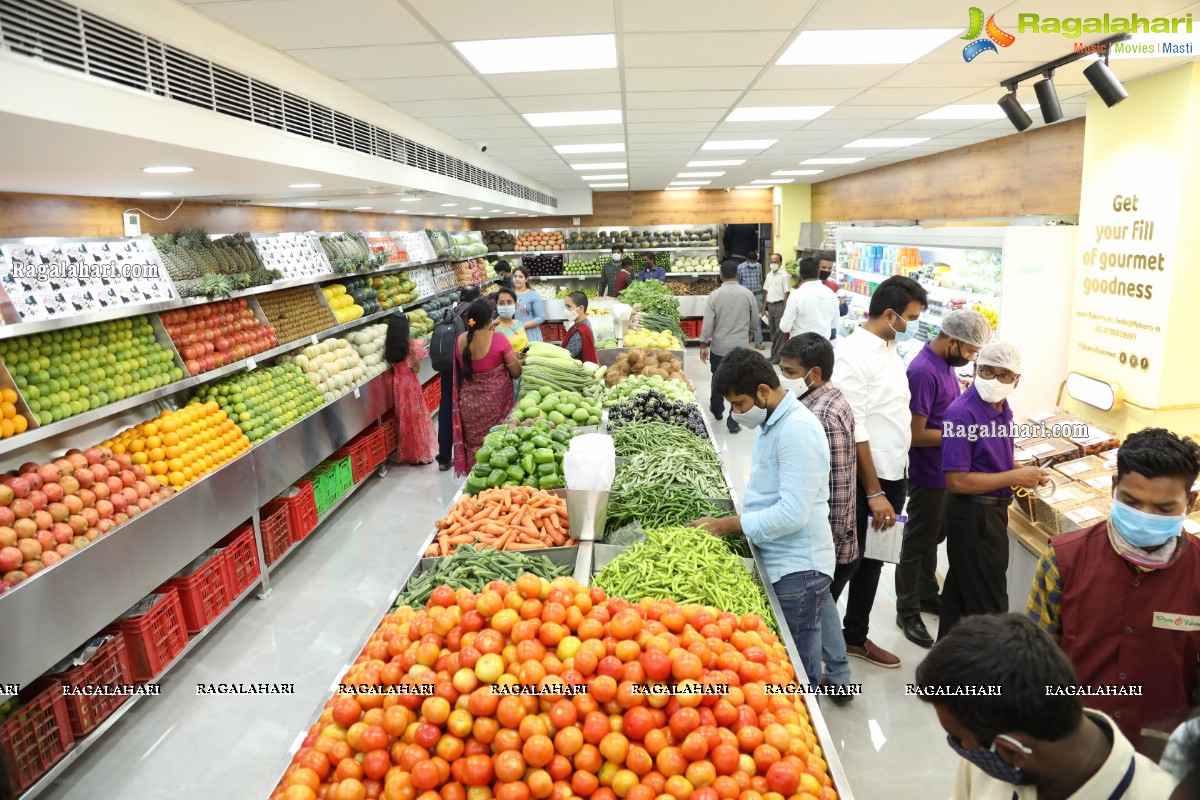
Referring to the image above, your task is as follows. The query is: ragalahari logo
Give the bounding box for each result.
[962,7,1016,61]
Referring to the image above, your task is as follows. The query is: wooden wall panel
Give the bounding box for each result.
[0,192,470,238]
[811,118,1085,222]
[473,189,772,230]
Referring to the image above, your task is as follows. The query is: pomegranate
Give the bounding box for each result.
[95,499,114,520]
[53,459,74,477]
[136,497,152,511]
[131,465,147,481]
[1,477,30,499]
[145,476,161,491]
[20,472,42,492]
[26,490,47,511]
[120,487,138,506]
[0,546,21,572]
[65,453,88,471]
[0,527,14,548]
[58,475,79,496]
[113,512,129,525]
[47,503,69,523]
[109,492,129,513]
[32,510,52,531]
[16,538,41,560]
[96,519,116,534]
[10,499,33,519]
[40,551,60,567]
[119,470,135,488]
[90,464,110,483]
[91,482,110,501]
[22,560,45,576]
[74,468,94,489]
[35,530,55,551]
[105,476,124,495]
[63,494,84,514]
[5,570,28,585]
[84,529,101,542]
[36,464,61,485]
[54,543,75,558]
[83,447,106,465]
[103,460,121,477]
[50,523,73,545]
[0,507,14,527]
[81,508,99,527]
[71,536,89,550]
[18,462,39,476]
[125,505,141,520]
[0,484,14,505]
[13,519,36,539]
[66,515,87,536]
[134,481,151,500]
[114,454,132,470]
[42,482,64,503]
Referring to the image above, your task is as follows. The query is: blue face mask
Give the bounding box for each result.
[888,313,915,343]
[946,734,1031,785]
[1110,497,1185,548]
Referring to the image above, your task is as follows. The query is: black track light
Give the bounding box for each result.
[998,89,1033,132]
[1083,58,1128,107]
[1034,71,1063,124]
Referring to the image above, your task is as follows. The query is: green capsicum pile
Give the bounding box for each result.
[464,419,573,496]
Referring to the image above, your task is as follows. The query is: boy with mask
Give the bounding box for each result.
[763,252,790,362]
[916,613,1174,799]
[561,291,598,364]
[737,251,766,349]
[691,346,836,685]
[779,334,856,700]
[599,246,623,298]
[1028,427,1200,758]
[896,309,993,649]
[938,342,1050,640]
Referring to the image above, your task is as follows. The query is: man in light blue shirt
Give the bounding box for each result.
[692,347,836,684]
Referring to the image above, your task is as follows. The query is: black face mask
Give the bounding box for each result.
[819,270,831,281]
[947,340,970,368]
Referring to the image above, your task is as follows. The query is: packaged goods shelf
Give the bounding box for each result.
[529,272,719,279]
[491,247,718,256]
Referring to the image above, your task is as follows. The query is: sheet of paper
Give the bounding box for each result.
[863,514,907,564]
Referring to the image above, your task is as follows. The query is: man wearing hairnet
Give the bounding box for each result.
[937,342,1050,640]
[895,310,993,649]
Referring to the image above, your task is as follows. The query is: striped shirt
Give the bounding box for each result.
[737,261,764,294]
[800,382,858,564]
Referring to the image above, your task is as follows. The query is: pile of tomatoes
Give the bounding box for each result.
[272,574,838,800]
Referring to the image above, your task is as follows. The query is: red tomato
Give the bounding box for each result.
[599,732,630,764]
[622,707,656,742]
[523,734,554,768]
[711,776,740,800]
[571,772,599,798]
[656,747,687,778]
[641,650,672,682]
[686,761,717,789]
[496,782,530,800]
[752,744,780,773]
[736,726,764,753]
[549,699,577,730]
[574,744,603,774]
[591,675,618,703]
[681,732,709,761]
[711,744,740,776]
[332,697,363,728]
[583,711,611,744]
[411,761,441,791]
[692,789,719,800]
[527,769,554,799]
[554,726,584,757]
[494,750,526,782]
[665,775,695,800]
[460,755,494,787]
[625,744,654,776]
[764,762,801,796]
[672,653,703,681]
[359,725,389,753]
[669,708,700,740]
[362,750,390,781]
[627,786,656,800]
[546,754,572,782]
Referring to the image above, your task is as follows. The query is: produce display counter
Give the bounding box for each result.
[1005,509,1049,615]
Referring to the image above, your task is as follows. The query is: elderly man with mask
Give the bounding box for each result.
[937,342,1050,640]
[896,309,994,649]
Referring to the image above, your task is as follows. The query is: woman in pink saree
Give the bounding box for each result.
[452,298,522,475]
[385,312,437,465]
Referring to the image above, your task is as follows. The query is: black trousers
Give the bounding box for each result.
[707,353,738,432]
[937,495,1010,640]
[831,477,907,647]
[436,370,453,466]
[895,484,947,619]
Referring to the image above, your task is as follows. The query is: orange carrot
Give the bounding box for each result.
[509,542,547,550]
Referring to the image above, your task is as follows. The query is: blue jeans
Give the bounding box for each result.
[772,570,832,686]
[821,590,852,685]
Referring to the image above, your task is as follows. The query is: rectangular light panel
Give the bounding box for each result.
[677,172,725,177]
[523,109,622,127]
[752,179,793,184]
[554,143,625,154]
[454,34,616,75]
[582,174,628,181]
[777,29,960,65]
[801,157,865,164]
[571,162,627,170]
[590,183,629,188]
[772,170,825,176]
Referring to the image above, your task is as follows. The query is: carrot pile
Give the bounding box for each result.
[426,487,575,556]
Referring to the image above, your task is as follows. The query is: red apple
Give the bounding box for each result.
[43,482,64,503]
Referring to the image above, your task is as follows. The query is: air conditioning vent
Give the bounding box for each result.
[0,0,557,208]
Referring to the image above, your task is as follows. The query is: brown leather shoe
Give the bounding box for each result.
[845,638,901,668]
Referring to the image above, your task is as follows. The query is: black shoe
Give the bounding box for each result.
[897,615,934,649]
[920,599,941,616]
[712,412,723,421]
[728,424,741,434]
[821,677,853,707]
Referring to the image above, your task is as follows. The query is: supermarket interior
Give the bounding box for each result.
[0,1,1199,799]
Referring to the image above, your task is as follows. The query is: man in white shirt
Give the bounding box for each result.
[762,252,791,363]
[830,274,926,668]
[780,257,840,342]
[915,614,1176,800]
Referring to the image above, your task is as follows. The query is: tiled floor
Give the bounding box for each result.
[43,347,958,800]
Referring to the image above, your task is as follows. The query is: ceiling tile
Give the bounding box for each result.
[844,87,978,106]
[194,0,435,49]
[797,119,895,132]
[347,75,494,102]
[507,93,623,113]
[627,122,718,134]
[284,44,469,80]
[626,108,726,122]
[485,70,621,97]
[799,3,965,28]
[876,61,1021,89]
[404,98,511,116]
[627,133,706,143]
[626,91,742,109]
[623,32,790,68]
[752,65,902,90]
[420,114,530,130]
[536,127,626,142]
[821,105,930,121]
[620,0,816,31]
[739,88,860,106]
[625,67,762,92]
[436,127,533,140]
[406,0,614,38]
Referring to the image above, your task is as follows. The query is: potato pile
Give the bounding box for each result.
[603,348,688,387]
[257,286,337,344]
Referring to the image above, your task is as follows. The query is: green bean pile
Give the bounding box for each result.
[593,527,778,633]
[394,545,572,609]
[605,485,729,532]
[611,422,721,461]
[617,451,729,499]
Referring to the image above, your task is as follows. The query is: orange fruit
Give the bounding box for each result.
[127,439,145,453]
[0,402,15,420]
[152,461,169,476]
[149,447,165,462]
[131,452,148,465]
[163,432,180,446]
[168,458,185,472]
[160,418,178,434]
[168,471,185,487]
[13,415,28,434]
[0,388,18,404]
[165,445,183,460]
[0,419,14,438]
[142,422,159,437]
[145,435,162,449]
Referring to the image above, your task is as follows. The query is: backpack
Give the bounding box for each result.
[430,309,466,373]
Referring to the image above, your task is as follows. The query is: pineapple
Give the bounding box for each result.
[199,273,232,299]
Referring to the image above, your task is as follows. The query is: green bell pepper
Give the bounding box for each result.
[550,428,571,444]
[533,448,555,465]
[523,476,540,488]
[520,454,536,475]
[472,462,491,478]
[530,434,552,449]
[486,469,506,488]
[465,475,488,494]
[538,474,563,490]
[483,433,506,449]
[489,451,510,469]
[475,446,493,465]
[537,462,559,477]
[518,442,536,456]
[506,464,526,482]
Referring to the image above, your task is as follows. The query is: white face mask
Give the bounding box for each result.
[975,377,1015,403]
[612,253,621,261]
[770,261,782,271]
[779,369,812,397]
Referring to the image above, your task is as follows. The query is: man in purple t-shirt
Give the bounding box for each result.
[895,310,992,649]
[937,342,1051,640]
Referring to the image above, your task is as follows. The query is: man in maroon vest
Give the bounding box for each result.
[1028,427,1200,758]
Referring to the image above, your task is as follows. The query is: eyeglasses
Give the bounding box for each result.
[976,365,1020,384]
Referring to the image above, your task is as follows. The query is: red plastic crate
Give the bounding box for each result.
[112,588,188,682]
[540,322,566,342]
[0,680,75,792]
[680,319,702,339]
[165,551,232,634]
[364,426,389,470]
[381,410,398,456]
[421,376,441,414]
[335,429,378,483]
[259,501,293,565]
[274,481,319,543]
[50,634,134,737]
[217,524,261,597]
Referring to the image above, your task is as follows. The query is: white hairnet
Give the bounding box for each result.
[977,341,1023,374]
[940,309,993,348]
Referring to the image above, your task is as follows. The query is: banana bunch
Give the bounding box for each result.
[972,302,999,331]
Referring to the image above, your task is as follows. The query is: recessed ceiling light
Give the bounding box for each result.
[777,29,960,65]
[353,206,373,210]
[677,172,725,178]
[142,166,193,174]
[582,174,627,181]
[295,202,318,206]
[752,179,793,184]
[289,183,322,188]
[468,207,484,210]
[589,183,628,188]
[734,186,768,190]
[398,197,421,202]
[454,34,616,75]
[772,170,825,176]
[917,103,1037,120]
[505,211,519,215]
[523,110,622,127]
[801,157,865,165]
[670,181,710,186]
[489,209,502,213]
[445,214,458,217]
[701,140,777,151]
[393,209,410,213]
[687,160,745,167]
[664,187,700,192]
[844,137,930,148]
[571,162,627,171]
[440,203,459,207]
[726,106,833,122]
[554,143,625,154]
[138,191,175,197]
